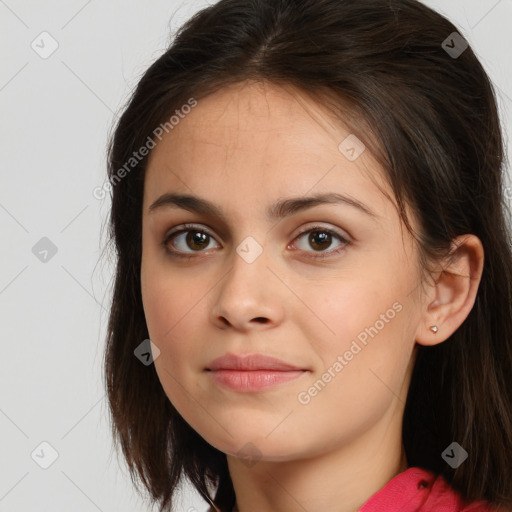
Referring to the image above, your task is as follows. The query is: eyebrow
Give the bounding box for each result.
[147,192,378,221]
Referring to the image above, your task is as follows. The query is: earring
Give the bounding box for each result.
[429,325,439,333]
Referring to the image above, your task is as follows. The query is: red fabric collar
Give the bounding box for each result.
[359,467,494,512]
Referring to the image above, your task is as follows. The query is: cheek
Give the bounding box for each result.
[141,269,205,411]
[301,269,417,376]
[141,257,190,338]
[291,279,416,432]
[305,278,397,338]
[140,266,210,370]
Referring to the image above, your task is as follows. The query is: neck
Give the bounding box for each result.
[227,415,408,512]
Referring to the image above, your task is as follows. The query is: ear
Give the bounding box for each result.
[415,234,484,346]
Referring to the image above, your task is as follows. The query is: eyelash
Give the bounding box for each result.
[162,223,350,260]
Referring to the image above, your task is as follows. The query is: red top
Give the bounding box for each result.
[359,467,495,511]
[209,467,497,511]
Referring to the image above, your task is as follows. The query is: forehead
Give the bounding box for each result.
[143,80,394,220]
[149,80,364,159]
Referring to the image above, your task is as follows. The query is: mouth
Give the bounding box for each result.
[205,353,309,392]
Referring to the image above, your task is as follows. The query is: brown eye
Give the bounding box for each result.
[184,231,210,251]
[163,224,220,256]
[292,226,349,259]
[308,231,333,251]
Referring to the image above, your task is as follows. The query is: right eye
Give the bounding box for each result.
[162,224,221,257]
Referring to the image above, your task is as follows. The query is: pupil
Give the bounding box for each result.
[310,231,331,251]
[187,231,208,250]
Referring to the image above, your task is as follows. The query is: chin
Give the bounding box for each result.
[199,427,307,463]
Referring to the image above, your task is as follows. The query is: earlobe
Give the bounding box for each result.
[415,234,484,347]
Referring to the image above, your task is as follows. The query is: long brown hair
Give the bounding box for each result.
[102,1,512,510]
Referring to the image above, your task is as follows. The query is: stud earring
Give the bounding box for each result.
[429,325,439,333]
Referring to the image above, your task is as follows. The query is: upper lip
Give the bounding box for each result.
[206,353,305,371]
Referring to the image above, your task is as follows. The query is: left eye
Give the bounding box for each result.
[163,224,349,259]
[291,226,349,258]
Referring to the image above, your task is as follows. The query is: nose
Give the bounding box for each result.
[210,242,285,331]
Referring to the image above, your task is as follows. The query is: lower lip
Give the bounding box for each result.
[208,370,306,392]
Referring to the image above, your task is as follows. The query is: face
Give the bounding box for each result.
[141,80,426,463]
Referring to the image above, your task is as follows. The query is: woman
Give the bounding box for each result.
[103,0,512,510]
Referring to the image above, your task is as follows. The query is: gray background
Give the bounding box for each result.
[1,1,511,511]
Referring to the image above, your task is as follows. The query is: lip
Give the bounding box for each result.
[206,353,304,371]
[206,353,308,392]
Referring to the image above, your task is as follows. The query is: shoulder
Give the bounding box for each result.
[423,470,497,512]
[359,467,498,512]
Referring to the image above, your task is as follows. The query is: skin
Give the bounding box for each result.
[140,80,484,512]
